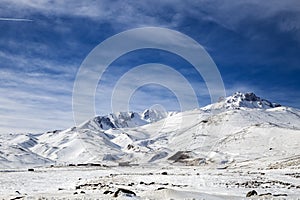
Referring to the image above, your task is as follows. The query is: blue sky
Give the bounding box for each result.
[0,0,300,133]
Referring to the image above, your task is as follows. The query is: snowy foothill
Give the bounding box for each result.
[0,92,300,199]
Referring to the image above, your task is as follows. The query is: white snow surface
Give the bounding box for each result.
[0,92,300,199]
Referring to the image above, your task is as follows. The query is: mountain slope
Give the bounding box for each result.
[78,108,170,131]
[118,105,300,168]
[203,92,281,110]
[0,133,52,168]
[1,92,299,169]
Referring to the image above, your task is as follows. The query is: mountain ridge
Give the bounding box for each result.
[1,92,299,169]
[202,92,281,111]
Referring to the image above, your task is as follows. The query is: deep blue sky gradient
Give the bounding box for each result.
[0,0,299,133]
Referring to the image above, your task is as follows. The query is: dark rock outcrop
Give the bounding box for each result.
[246,190,258,197]
[113,188,136,197]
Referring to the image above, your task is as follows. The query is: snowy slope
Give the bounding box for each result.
[203,92,281,110]
[0,92,299,170]
[115,105,300,168]
[78,108,170,131]
[0,133,52,168]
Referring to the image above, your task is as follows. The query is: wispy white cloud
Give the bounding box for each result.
[0,51,77,77]
[2,0,299,37]
[0,0,176,30]
[0,17,33,22]
[2,0,300,28]
[0,51,76,134]
[0,90,73,134]
[0,84,74,134]
[0,0,299,134]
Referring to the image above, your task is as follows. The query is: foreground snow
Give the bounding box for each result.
[1,165,299,199]
[0,92,299,199]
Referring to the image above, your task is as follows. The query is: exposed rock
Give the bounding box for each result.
[244,93,259,101]
[273,194,288,197]
[259,193,272,196]
[10,197,23,200]
[113,188,136,197]
[168,151,192,162]
[246,190,258,197]
[103,190,114,195]
[118,161,130,166]
[127,144,134,150]
[148,151,168,162]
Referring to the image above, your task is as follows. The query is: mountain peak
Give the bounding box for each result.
[142,105,168,122]
[203,92,281,110]
[78,107,169,131]
[225,92,281,109]
[231,92,259,101]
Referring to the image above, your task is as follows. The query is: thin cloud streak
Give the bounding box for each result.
[0,17,33,22]
[0,0,299,133]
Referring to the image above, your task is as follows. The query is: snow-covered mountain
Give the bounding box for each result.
[78,108,170,131]
[203,92,281,110]
[1,92,299,170]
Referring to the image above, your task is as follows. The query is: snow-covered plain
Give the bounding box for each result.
[0,92,300,199]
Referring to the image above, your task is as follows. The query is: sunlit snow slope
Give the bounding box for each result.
[1,92,299,169]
